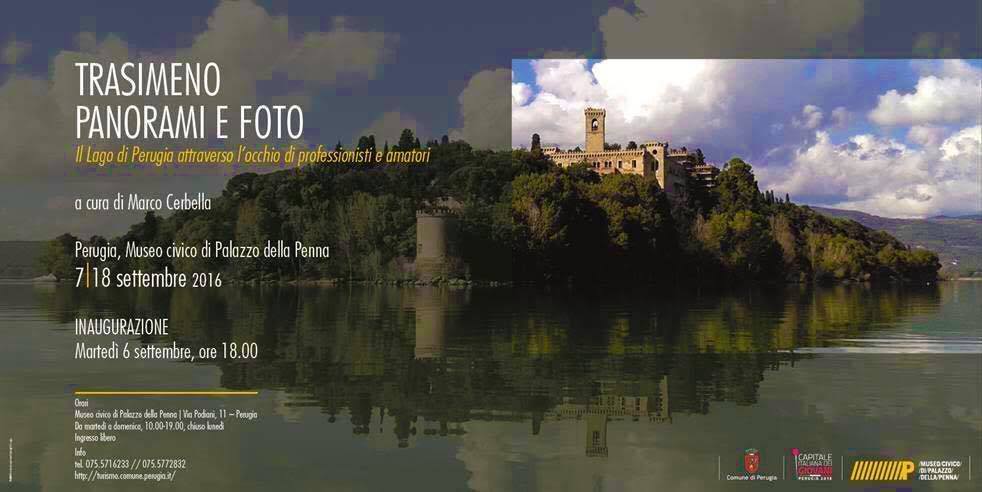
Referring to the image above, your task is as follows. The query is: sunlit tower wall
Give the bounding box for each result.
[584,107,606,153]
[415,199,465,281]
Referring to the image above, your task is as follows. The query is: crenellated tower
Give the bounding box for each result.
[584,107,605,153]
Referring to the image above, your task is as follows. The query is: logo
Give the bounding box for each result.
[744,448,760,474]
[917,459,964,481]
[849,460,915,481]
[792,448,833,481]
[725,448,778,482]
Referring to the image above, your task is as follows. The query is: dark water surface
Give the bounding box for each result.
[1,281,979,491]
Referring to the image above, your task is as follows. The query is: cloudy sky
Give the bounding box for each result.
[512,59,981,218]
[0,0,978,239]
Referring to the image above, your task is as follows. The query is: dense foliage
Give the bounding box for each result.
[811,206,981,278]
[41,133,940,284]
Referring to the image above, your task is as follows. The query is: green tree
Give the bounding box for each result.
[397,129,416,150]
[902,249,941,280]
[697,210,780,278]
[234,200,265,280]
[173,215,222,273]
[588,174,670,255]
[38,233,77,280]
[806,232,871,281]
[80,138,941,285]
[508,172,605,280]
[329,192,415,280]
[769,213,800,274]
[715,158,763,215]
[564,161,600,184]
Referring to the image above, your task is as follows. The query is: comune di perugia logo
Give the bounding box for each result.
[725,448,779,482]
[744,449,759,474]
[849,460,915,481]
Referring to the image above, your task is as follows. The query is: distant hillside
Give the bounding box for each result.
[811,207,982,277]
[0,241,44,278]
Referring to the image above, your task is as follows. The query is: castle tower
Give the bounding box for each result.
[584,108,605,153]
[415,198,465,281]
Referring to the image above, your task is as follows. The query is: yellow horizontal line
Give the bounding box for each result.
[74,391,259,396]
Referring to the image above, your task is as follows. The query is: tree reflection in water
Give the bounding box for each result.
[35,282,942,452]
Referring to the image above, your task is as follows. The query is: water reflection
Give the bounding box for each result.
[25,282,950,452]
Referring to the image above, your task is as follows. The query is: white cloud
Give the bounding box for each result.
[598,0,864,58]
[0,0,398,179]
[939,125,982,177]
[511,80,532,107]
[180,5,395,90]
[509,59,834,157]
[511,59,739,150]
[830,106,851,128]
[792,105,824,129]
[791,105,852,131]
[0,74,68,179]
[508,57,979,217]
[761,126,981,218]
[278,17,395,85]
[533,59,605,103]
[449,68,511,150]
[869,60,981,126]
[0,0,399,239]
[906,125,946,147]
[356,110,421,147]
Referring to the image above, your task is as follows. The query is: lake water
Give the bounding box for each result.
[1,281,979,491]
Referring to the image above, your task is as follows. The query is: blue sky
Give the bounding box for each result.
[511,59,977,149]
[511,58,981,217]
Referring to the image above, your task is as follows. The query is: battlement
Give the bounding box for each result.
[539,108,717,197]
[584,107,607,153]
[416,197,462,218]
[558,149,646,158]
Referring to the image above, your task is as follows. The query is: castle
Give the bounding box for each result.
[541,108,720,196]
[415,197,466,282]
